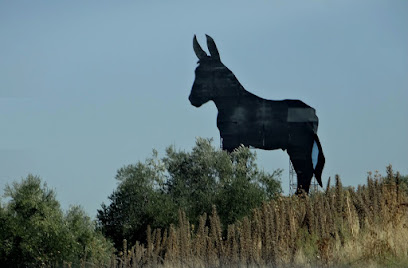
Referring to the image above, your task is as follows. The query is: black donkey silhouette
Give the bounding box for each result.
[189,35,325,194]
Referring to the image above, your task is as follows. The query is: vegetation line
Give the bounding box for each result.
[1,139,407,267]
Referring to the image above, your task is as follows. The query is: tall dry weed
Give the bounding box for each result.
[111,166,408,268]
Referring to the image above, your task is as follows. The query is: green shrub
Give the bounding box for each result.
[0,175,113,267]
[97,138,282,250]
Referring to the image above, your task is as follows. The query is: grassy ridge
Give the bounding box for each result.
[106,167,408,268]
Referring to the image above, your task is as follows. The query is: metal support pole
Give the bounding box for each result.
[289,159,320,195]
[289,159,297,195]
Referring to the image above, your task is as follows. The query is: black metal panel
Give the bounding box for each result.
[189,35,325,194]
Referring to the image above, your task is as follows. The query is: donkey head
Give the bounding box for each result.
[189,35,238,107]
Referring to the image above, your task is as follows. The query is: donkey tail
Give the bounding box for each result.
[312,134,325,187]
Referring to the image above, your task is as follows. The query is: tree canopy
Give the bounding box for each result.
[0,175,113,267]
[97,138,282,249]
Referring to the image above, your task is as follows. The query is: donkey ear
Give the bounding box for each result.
[193,35,208,60]
[206,34,220,61]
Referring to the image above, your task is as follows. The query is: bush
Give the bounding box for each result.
[97,138,282,250]
[0,175,113,267]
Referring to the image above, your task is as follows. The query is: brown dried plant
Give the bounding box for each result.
[110,166,408,268]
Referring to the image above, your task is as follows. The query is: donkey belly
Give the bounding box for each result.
[218,121,259,151]
[218,120,289,151]
[262,123,289,150]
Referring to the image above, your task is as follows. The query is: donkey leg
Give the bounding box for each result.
[288,150,314,194]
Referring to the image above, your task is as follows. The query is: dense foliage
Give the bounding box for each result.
[97,138,282,250]
[0,175,113,267]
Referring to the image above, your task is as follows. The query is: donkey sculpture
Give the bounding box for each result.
[189,35,325,194]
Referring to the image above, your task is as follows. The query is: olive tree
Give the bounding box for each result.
[0,175,113,267]
[98,138,282,250]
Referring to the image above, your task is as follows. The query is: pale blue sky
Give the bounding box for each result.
[1,1,407,217]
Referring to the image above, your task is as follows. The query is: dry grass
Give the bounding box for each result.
[107,166,408,268]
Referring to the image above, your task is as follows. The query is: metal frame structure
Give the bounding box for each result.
[289,159,319,195]
[289,160,297,195]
